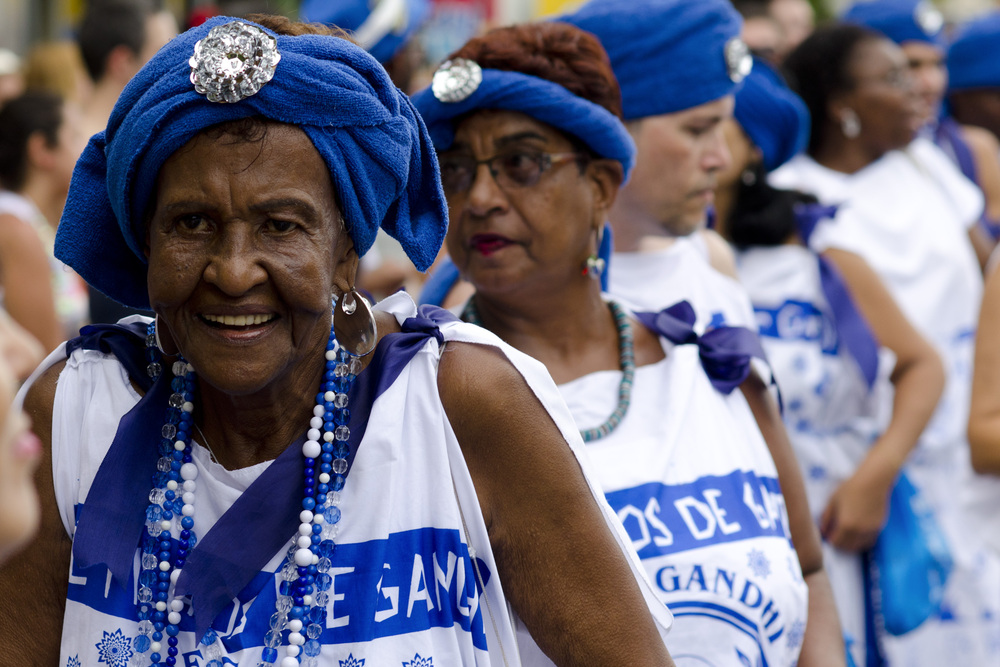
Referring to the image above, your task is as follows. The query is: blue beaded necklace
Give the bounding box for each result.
[461,299,635,442]
[135,319,358,667]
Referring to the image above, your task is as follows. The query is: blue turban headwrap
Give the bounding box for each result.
[410,64,636,179]
[842,0,945,46]
[734,58,810,172]
[56,16,446,309]
[948,12,1000,93]
[560,0,748,121]
[300,0,431,64]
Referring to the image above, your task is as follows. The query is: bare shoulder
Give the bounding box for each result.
[436,340,536,425]
[24,358,66,427]
[699,228,740,280]
[0,212,47,254]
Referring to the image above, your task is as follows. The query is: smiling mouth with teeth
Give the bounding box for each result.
[201,313,276,327]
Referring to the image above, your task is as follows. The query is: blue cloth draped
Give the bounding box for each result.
[948,11,1000,93]
[734,58,810,172]
[635,301,767,395]
[795,203,881,389]
[411,68,636,179]
[56,16,447,309]
[69,306,458,638]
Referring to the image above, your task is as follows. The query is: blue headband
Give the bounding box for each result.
[299,0,430,64]
[561,0,750,120]
[410,61,636,178]
[948,12,1000,93]
[734,58,810,172]
[56,17,446,309]
[843,0,945,47]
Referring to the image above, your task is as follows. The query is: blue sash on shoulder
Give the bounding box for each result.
[796,202,880,389]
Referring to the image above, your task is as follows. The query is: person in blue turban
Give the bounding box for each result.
[560,0,760,325]
[844,0,1000,247]
[717,52,951,667]
[0,14,676,664]
[842,0,944,125]
[948,12,1000,148]
[562,1,847,663]
[713,56,810,234]
[412,18,848,667]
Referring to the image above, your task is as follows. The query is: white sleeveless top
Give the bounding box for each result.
[557,325,809,667]
[736,245,893,515]
[770,138,983,459]
[608,236,757,332]
[29,293,670,667]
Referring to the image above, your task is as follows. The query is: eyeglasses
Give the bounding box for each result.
[855,67,911,91]
[437,150,585,195]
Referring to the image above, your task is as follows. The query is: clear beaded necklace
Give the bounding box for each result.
[134,319,359,667]
[461,299,635,442]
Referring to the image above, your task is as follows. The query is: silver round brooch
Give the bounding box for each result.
[724,37,753,84]
[431,58,483,104]
[189,21,281,104]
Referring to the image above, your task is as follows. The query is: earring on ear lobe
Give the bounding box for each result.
[332,288,378,357]
[153,318,166,354]
[152,315,180,356]
[582,227,606,280]
[741,168,757,186]
[841,108,861,139]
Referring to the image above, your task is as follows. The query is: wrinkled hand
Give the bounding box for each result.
[819,468,893,553]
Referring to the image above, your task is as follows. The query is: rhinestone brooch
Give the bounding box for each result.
[189,21,281,103]
[431,58,483,104]
[724,37,753,84]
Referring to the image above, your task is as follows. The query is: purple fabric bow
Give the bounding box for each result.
[635,301,767,395]
[796,202,880,389]
[69,304,459,639]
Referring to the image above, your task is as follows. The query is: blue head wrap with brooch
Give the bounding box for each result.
[299,0,431,64]
[56,16,446,309]
[842,0,945,47]
[411,60,636,178]
[734,58,810,172]
[560,0,751,121]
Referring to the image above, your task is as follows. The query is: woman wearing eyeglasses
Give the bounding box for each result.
[413,20,844,667]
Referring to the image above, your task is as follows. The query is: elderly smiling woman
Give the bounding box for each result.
[0,15,672,667]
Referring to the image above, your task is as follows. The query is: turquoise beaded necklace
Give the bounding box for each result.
[461,299,635,442]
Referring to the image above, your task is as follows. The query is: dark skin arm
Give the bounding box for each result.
[969,263,1000,473]
[438,341,674,666]
[741,373,846,667]
[0,359,71,663]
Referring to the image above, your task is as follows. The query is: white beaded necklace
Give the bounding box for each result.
[134,319,359,666]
